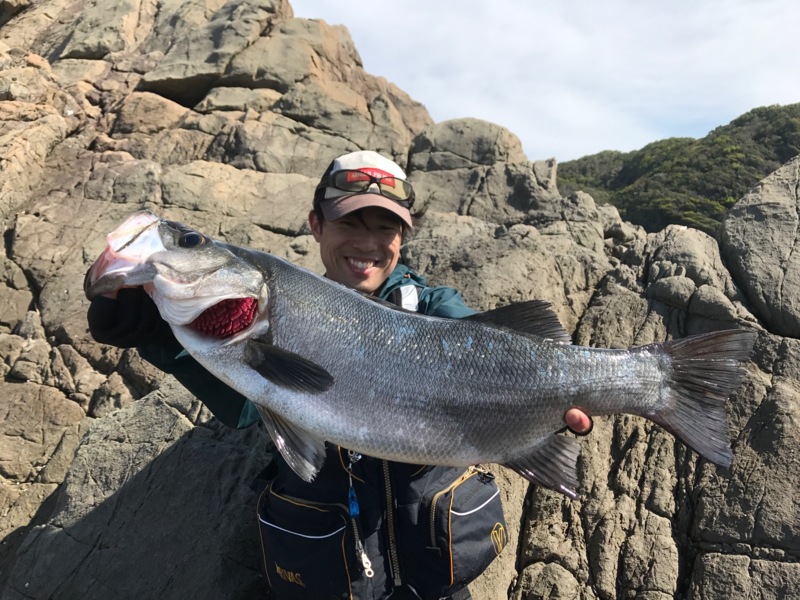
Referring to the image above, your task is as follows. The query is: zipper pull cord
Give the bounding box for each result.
[347,450,374,578]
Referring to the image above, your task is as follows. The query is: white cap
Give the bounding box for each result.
[317,150,413,227]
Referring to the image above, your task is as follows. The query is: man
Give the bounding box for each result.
[88,150,591,599]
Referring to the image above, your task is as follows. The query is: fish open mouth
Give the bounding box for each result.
[190,297,257,338]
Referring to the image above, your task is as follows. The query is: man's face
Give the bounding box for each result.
[309,206,404,294]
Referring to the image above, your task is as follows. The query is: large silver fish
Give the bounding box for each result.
[85,211,757,498]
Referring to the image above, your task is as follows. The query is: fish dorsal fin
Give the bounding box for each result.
[504,434,582,498]
[244,339,334,393]
[465,300,572,344]
[255,405,327,482]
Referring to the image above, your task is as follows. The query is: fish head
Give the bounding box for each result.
[85,211,269,343]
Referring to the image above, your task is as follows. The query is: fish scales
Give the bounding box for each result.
[85,212,758,497]
[273,270,652,452]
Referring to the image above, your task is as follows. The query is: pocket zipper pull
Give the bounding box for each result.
[348,486,360,518]
[347,451,361,518]
[360,552,375,578]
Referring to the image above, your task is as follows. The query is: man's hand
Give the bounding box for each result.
[87,287,175,348]
[564,408,593,436]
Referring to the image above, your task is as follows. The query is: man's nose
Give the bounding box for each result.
[352,229,380,250]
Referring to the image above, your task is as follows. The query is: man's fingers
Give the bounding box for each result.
[564,408,594,437]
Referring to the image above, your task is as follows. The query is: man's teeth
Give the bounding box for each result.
[349,258,375,270]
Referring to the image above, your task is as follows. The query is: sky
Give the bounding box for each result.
[290,0,800,162]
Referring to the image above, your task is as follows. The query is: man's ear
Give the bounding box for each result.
[308,210,323,241]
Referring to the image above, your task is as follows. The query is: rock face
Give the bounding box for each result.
[720,156,800,337]
[0,1,797,599]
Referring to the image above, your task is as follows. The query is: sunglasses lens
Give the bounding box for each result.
[374,182,406,201]
[381,180,413,202]
[333,170,371,192]
[332,170,413,203]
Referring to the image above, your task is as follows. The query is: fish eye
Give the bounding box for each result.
[179,231,206,248]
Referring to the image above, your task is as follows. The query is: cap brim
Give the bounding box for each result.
[320,193,413,228]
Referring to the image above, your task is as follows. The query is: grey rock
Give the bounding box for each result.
[112,91,190,135]
[0,0,798,598]
[512,561,582,600]
[4,380,269,600]
[223,17,363,92]
[140,0,290,107]
[403,211,610,334]
[689,553,800,599]
[0,382,84,482]
[195,86,282,114]
[720,155,800,337]
[0,61,78,218]
[409,119,561,225]
[57,0,140,60]
[0,258,32,333]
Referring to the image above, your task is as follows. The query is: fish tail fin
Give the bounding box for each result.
[651,328,758,467]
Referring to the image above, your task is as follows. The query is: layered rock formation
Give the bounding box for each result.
[0,0,797,598]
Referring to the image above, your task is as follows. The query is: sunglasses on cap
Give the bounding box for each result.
[318,169,415,207]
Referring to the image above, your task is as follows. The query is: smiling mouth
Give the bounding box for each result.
[347,257,378,271]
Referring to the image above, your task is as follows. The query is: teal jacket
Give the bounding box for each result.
[138,263,475,429]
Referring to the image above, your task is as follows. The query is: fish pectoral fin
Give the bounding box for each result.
[465,300,572,344]
[245,340,334,393]
[255,405,327,482]
[505,434,582,499]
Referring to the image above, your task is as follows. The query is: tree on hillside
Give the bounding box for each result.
[557,104,800,236]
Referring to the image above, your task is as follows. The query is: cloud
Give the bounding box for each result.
[291,0,800,161]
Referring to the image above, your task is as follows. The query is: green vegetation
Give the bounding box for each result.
[557,104,800,235]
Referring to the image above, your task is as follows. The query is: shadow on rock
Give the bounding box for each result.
[2,379,272,600]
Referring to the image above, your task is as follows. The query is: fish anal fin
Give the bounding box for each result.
[244,340,334,393]
[505,434,582,499]
[466,300,572,344]
[255,405,327,482]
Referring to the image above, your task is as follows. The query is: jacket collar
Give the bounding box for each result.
[377,263,426,301]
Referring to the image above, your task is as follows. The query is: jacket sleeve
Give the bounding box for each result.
[138,339,261,429]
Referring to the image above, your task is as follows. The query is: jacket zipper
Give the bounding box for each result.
[382,284,416,587]
[269,488,349,518]
[429,466,480,547]
[264,487,364,600]
[383,459,403,587]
